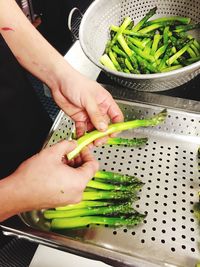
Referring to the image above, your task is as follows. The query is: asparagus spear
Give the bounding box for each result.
[166,39,194,65]
[56,201,112,211]
[112,45,127,57]
[132,7,157,32]
[106,137,148,147]
[107,17,132,51]
[51,214,145,229]
[145,16,191,26]
[154,44,168,60]
[82,190,138,201]
[161,65,183,72]
[173,23,200,33]
[108,51,122,71]
[127,36,150,49]
[86,180,144,191]
[44,203,135,219]
[187,46,196,58]
[117,34,139,68]
[151,34,162,55]
[180,56,200,65]
[158,45,172,70]
[110,25,152,37]
[163,26,170,45]
[194,202,200,221]
[138,22,173,34]
[126,41,155,62]
[94,170,140,184]
[67,109,167,160]
[100,54,117,71]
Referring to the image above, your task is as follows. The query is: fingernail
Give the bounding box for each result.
[98,122,107,131]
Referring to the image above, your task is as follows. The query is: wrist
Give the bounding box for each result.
[48,59,82,93]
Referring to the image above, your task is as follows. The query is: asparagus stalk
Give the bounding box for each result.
[127,36,150,49]
[138,22,173,34]
[106,137,148,147]
[132,7,157,32]
[187,46,197,58]
[194,202,200,221]
[44,204,134,219]
[154,44,168,60]
[163,26,170,45]
[82,190,138,201]
[51,214,145,229]
[174,23,200,33]
[126,42,155,62]
[117,34,139,68]
[67,109,167,160]
[190,43,200,56]
[124,57,135,72]
[86,180,144,191]
[161,65,183,72]
[180,56,200,65]
[166,39,194,65]
[108,51,122,71]
[107,17,132,50]
[110,25,152,37]
[112,45,127,57]
[56,201,112,211]
[158,45,172,70]
[94,170,140,184]
[151,34,162,55]
[145,16,191,26]
[100,54,117,71]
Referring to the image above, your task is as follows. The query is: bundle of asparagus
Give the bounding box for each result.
[44,170,145,229]
[43,109,167,230]
[100,7,200,74]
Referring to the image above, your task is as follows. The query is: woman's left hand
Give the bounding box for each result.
[51,71,124,142]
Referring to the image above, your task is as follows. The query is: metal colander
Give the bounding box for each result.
[79,0,200,91]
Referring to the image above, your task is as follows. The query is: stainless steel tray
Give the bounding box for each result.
[1,85,200,267]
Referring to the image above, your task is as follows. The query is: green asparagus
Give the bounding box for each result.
[106,137,148,147]
[44,203,134,219]
[94,170,141,184]
[56,201,112,211]
[67,109,167,160]
[100,7,200,74]
[51,214,145,229]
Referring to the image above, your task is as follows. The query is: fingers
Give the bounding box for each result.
[84,95,108,132]
[76,147,99,184]
[50,140,77,159]
[107,98,124,123]
[93,136,108,147]
[75,121,87,138]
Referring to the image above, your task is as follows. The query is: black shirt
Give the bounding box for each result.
[0,35,52,178]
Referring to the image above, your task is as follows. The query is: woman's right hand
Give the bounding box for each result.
[11,140,99,212]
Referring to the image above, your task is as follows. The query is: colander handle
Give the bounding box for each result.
[67,7,83,41]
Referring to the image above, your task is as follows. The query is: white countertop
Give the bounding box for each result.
[29,41,111,267]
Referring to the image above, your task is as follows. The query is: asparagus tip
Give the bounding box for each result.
[151,108,167,126]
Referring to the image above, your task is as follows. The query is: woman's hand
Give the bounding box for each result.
[0,140,99,221]
[51,70,124,141]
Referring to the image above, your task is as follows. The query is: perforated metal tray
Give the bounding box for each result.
[2,85,200,267]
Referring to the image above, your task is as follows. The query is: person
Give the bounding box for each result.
[0,0,124,222]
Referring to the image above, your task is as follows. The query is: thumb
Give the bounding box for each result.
[85,95,108,132]
[76,147,99,185]
[51,140,77,158]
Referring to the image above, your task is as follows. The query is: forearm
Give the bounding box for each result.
[0,0,76,90]
[0,174,30,222]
